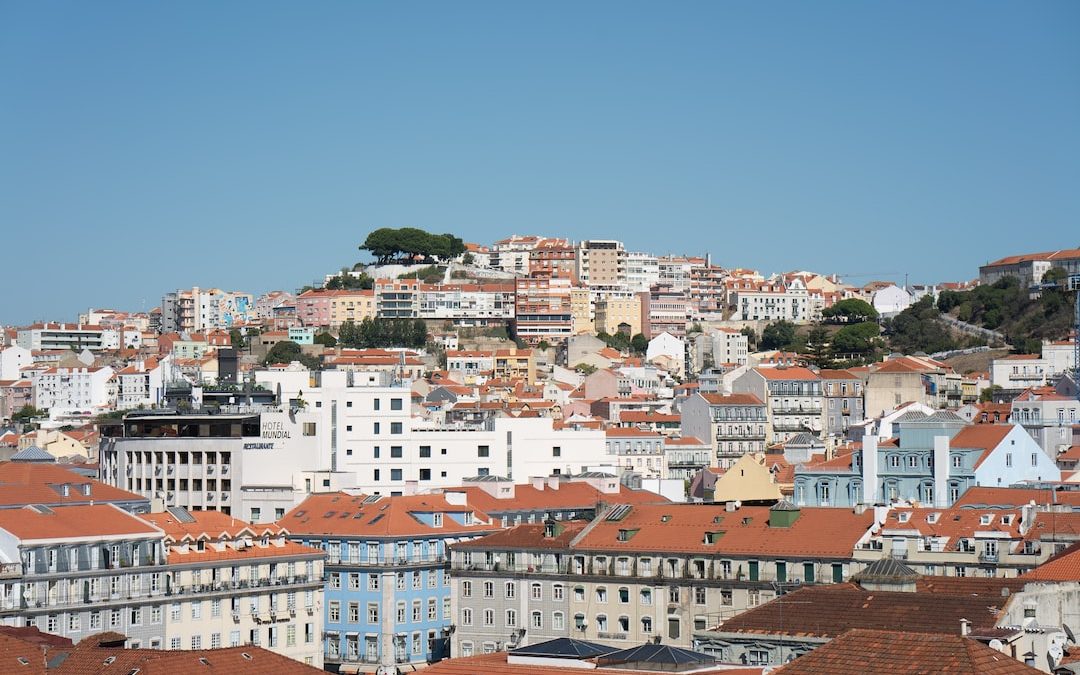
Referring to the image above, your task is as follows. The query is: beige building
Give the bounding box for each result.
[328,290,376,328]
[576,240,626,288]
[451,502,876,654]
[570,287,594,335]
[593,292,642,336]
[141,509,326,667]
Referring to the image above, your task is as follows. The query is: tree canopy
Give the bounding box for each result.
[760,321,798,351]
[338,318,428,349]
[263,341,322,370]
[822,298,878,324]
[360,228,465,264]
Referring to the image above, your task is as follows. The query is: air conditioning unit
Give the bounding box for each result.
[232,612,240,622]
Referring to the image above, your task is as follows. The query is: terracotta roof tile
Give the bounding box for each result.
[772,628,1043,674]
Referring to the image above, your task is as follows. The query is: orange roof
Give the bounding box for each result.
[755,367,819,381]
[772,629,1042,675]
[0,504,160,541]
[953,486,1080,508]
[0,462,145,508]
[1023,541,1080,582]
[574,503,874,558]
[53,640,322,674]
[605,427,663,438]
[664,436,708,446]
[279,492,498,537]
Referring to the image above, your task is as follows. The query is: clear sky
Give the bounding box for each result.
[2,1,1078,324]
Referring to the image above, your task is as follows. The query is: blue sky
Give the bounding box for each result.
[2,1,1078,323]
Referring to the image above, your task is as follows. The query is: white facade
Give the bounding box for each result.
[17,324,120,352]
[0,345,32,381]
[258,369,610,495]
[991,356,1049,390]
[870,284,913,316]
[730,278,812,323]
[33,366,115,414]
[117,356,171,410]
[625,252,660,292]
[645,332,684,363]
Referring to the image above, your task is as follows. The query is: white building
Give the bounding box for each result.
[870,284,913,316]
[17,323,120,352]
[625,252,660,292]
[116,356,171,410]
[0,345,32,381]
[259,369,611,495]
[728,277,812,323]
[991,355,1049,390]
[33,365,115,414]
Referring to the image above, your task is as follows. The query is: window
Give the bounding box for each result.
[640,588,652,605]
[889,455,900,468]
[595,615,607,632]
[574,586,585,602]
[553,612,565,631]
[374,422,380,434]
[694,587,706,605]
[642,616,653,633]
[419,446,431,458]
[483,581,494,598]
[531,583,542,600]
[368,603,379,623]
[1032,453,1039,467]
[191,635,202,650]
[391,469,402,481]
[483,609,494,626]
[462,581,472,598]
[391,398,403,411]
[349,603,360,623]
[553,584,564,601]
[531,611,542,629]
[596,587,607,603]
[211,632,222,649]
[553,446,561,457]
[391,422,402,434]
[1006,453,1013,467]
[478,445,490,457]
[391,446,403,458]
[329,602,340,622]
[302,423,316,436]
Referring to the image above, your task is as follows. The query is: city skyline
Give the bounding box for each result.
[3,1,1078,323]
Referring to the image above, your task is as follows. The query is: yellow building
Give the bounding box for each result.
[493,348,537,384]
[570,287,593,335]
[328,290,376,328]
[593,292,642,336]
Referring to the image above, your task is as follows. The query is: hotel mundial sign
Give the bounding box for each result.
[246,416,290,449]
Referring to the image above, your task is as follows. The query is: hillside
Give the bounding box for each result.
[937,276,1075,353]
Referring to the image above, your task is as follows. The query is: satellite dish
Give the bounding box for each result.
[1049,643,1064,662]
[988,639,1004,651]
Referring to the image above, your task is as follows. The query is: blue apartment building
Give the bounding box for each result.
[279,492,499,671]
[794,411,1060,508]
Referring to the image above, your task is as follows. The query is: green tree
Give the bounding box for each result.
[264,341,321,370]
[740,327,758,351]
[630,333,649,354]
[822,298,878,324]
[313,332,337,347]
[13,405,44,423]
[884,296,958,354]
[761,321,797,351]
[979,384,1003,403]
[805,325,834,369]
[832,322,882,355]
[574,363,598,375]
[461,252,475,266]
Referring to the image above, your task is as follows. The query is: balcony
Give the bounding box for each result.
[978,552,999,563]
[327,554,447,568]
[0,563,22,579]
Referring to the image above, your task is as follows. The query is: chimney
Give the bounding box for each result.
[1020,500,1036,535]
[444,491,467,506]
[531,476,546,491]
[546,475,561,490]
[933,435,950,508]
[960,618,971,636]
[861,433,878,505]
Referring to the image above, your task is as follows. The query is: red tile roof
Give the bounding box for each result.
[1024,541,1080,581]
[278,492,498,537]
[953,486,1080,508]
[574,503,874,558]
[448,481,668,514]
[717,584,1007,638]
[0,462,143,507]
[53,640,322,675]
[0,504,160,541]
[772,628,1042,675]
[756,367,820,381]
[422,651,759,675]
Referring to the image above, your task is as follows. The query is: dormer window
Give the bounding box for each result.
[927,513,940,524]
[897,512,910,523]
[433,513,443,528]
[980,515,993,526]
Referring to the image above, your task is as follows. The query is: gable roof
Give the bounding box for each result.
[0,462,146,508]
[0,504,160,541]
[715,584,1007,638]
[772,628,1043,675]
[1022,541,1080,582]
[278,492,498,538]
